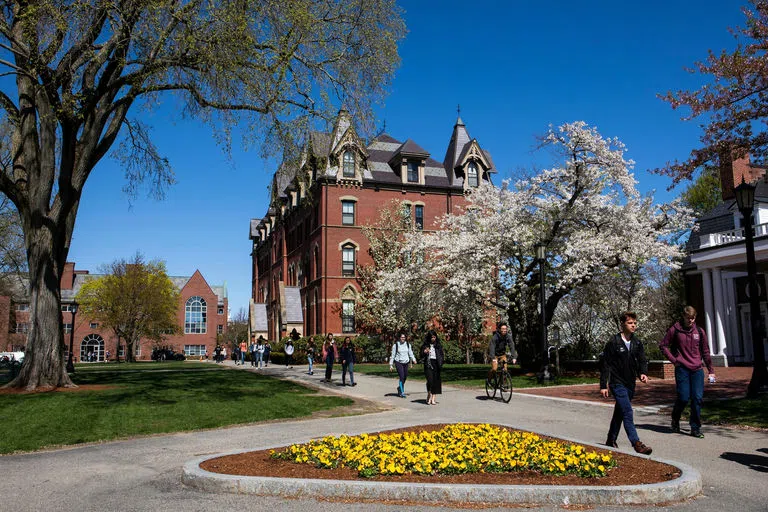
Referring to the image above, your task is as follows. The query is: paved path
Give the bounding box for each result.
[2,361,766,511]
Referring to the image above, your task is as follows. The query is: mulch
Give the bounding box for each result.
[200,424,681,487]
[516,367,753,407]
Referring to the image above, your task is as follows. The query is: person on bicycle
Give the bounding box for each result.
[489,322,517,373]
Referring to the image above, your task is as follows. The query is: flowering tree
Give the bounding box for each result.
[372,122,692,366]
[659,1,768,183]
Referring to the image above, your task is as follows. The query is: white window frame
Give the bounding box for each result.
[342,200,355,225]
[185,296,207,334]
[343,150,355,177]
[467,161,479,187]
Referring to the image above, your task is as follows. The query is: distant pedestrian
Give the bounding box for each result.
[233,346,241,365]
[599,311,652,455]
[659,306,716,439]
[255,337,266,368]
[284,340,295,368]
[340,337,357,386]
[221,347,227,362]
[389,332,417,398]
[214,344,222,363]
[263,341,271,366]
[306,337,316,375]
[323,333,336,382]
[420,330,444,405]
[239,340,247,366]
[249,336,257,367]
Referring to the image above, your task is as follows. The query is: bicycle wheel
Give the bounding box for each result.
[499,372,513,403]
[485,375,496,398]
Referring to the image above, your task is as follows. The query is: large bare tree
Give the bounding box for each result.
[0,0,405,389]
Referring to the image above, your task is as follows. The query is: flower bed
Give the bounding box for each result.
[271,423,615,478]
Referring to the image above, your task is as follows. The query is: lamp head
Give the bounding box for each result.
[735,176,756,212]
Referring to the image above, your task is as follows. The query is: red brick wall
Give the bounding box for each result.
[253,182,468,339]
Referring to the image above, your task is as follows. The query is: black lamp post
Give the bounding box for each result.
[535,243,549,379]
[66,303,78,373]
[735,178,768,397]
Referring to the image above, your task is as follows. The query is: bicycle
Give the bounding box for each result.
[485,357,513,403]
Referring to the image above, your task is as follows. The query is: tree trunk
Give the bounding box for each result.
[126,338,136,363]
[6,227,73,389]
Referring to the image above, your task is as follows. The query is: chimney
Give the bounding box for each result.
[720,152,761,200]
[61,262,76,290]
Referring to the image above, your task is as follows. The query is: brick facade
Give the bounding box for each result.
[1,263,228,361]
[250,111,496,340]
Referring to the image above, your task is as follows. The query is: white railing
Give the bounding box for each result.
[700,222,768,248]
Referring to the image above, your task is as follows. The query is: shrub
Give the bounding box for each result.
[354,334,390,363]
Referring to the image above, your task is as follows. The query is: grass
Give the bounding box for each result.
[698,394,768,429]
[353,363,598,388]
[0,361,352,454]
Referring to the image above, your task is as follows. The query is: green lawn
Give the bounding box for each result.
[0,362,351,454]
[699,394,768,429]
[353,363,598,388]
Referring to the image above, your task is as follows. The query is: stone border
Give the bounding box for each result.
[182,450,701,506]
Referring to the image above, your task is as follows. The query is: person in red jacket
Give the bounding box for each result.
[659,306,716,438]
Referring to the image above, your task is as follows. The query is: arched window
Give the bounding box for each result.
[185,296,207,334]
[80,334,105,362]
[467,161,479,187]
[342,243,356,276]
[343,150,355,177]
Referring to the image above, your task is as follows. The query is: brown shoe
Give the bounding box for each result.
[633,441,652,455]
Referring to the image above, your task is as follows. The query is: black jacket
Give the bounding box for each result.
[340,344,356,364]
[489,331,517,359]
[419,341,444,368]
[600,333,647,390]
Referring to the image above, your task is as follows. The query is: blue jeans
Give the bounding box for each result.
[608,383,639,444]
[342,361,355,385]
[256,352,264,368]
[672,366,704,430]
[240,351,245,365]
[308,356,313,374]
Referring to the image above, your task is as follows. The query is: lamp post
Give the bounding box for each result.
[735,178,768,397]
[66,303,78,373]
[534,243,549,380]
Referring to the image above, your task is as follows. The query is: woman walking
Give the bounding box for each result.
[389,332,417,398]
[340,337,357,386]
[306,337,316,375]
[323,333,336,382]
[420,330,444,405]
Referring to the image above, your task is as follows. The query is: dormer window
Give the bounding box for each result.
[467,161,479,187]
[407,161,419,183]
[343,150,355,178]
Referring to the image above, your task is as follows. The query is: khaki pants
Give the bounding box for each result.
[490,354,507,372]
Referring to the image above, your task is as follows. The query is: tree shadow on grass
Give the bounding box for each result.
[720,451,768,472]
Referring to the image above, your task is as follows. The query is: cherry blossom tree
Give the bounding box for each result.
[659,1,768,183]
[372,122,692,366]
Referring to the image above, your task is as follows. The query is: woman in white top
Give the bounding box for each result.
[389,332,417,398]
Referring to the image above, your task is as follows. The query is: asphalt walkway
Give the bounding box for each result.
[2,361,766,511]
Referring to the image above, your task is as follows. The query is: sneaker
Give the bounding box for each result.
[691,430,704,438]
[605,437,618,448]
[671,418,680,433]
[633,441,652,455]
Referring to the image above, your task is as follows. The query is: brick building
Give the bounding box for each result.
[1,262,228,361]
[249,110,496,340]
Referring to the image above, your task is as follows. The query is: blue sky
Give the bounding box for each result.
[68,1,747,317]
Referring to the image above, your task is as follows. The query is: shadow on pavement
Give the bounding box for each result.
[720,451,768,472]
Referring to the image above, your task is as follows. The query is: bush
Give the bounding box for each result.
[354,334,390,363]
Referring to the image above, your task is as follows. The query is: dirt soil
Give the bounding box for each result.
[200,424,681,486]
[0,384,116,394]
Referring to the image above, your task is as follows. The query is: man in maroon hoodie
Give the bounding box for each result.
[659,306,717,438]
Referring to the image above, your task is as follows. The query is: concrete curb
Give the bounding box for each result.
[181,448,701,506]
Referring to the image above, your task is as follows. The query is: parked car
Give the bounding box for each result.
[150,348,186,361]
[0,351,24,363]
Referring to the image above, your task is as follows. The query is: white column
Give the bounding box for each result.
[712,267,728,365]
[702,269,715,355]
[725,276,740,362]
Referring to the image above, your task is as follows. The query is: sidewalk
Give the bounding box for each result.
[1,361,766,511]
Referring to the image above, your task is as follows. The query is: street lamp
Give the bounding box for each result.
[534,242,549,381]
[734,178,768,397]
[66,303,78,373]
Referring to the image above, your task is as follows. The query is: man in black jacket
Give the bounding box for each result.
[489,322,517,371]
[599,311,652,455]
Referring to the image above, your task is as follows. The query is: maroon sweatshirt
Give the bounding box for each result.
[659,321,714,373]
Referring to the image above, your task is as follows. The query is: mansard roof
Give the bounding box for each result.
[263,112,496,214]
